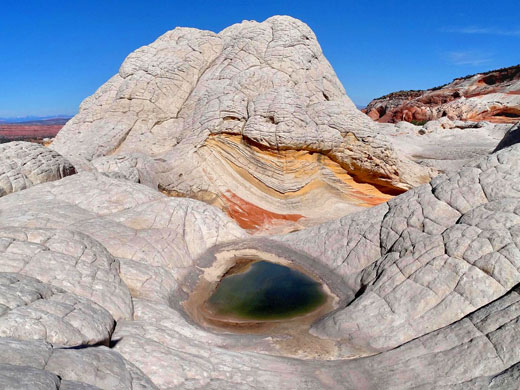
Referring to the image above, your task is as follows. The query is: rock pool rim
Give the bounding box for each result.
[183,249,338,333]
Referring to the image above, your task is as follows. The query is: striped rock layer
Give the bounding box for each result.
[51,16,432,233]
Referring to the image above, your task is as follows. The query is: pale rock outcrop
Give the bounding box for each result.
[380,118,512,173]
[0,337,158,390]
[363,66,520,174]
[0,141,75,197]
[0,227,133,320]
[494,121,520,151]
[0,146,519,388]
[0,273,114,346]
[2,16,520,390]
[92,153,159,188]
[0,172,247,303]
[321,283,520,389]
[279,144,520,355]
[51,16,433,233]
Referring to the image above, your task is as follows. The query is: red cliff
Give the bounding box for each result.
[364,64,520,124]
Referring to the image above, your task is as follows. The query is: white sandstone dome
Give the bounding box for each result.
[51,16,433,233]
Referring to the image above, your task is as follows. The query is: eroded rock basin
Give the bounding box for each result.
[205,260,327,321]
[183,249,341,359]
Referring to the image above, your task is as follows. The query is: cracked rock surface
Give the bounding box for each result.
[0,337,158,390]
[1,15,520,390]
[280,145,520,356]
[51,16,434,233]
[0,144,519,389]
[0,141,75,198]
[0,273,114,346]
[0,227,133,321]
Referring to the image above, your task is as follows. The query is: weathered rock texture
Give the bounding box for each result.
[495,121,520,152]
[0,141,75,197]
[0,227,133,321]
[280,144,520,356]
[2,16,520,390]
[0,337,158,390]
[378,118,512,174]
[0,144,519,388]
[51,16,433,233]
[0,273,114,346]
[364,64,520,124]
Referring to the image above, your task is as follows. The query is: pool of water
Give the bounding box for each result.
[206,260,326,320]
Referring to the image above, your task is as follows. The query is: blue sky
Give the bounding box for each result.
[1,0,519,117]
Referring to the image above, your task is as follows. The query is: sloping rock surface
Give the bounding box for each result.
[379,118,512,174]
[364,64,520,124]
[495,121,520,152]
[0,337,158,390]
[51,16,433,233]
[0,141,75,197]
[0,144,519,388]
[0,273,114,346]
[279,144,520,355]
[0,227,133,321]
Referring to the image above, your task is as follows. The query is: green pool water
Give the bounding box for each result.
[206,260,327,320]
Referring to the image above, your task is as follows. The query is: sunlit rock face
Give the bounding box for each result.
[0,141,75,198]
[2,15,520,390]
[51,15,433,233]
[1,143,520,389]
[364,64,520,124]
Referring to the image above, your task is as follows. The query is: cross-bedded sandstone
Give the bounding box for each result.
[51,16,433,232]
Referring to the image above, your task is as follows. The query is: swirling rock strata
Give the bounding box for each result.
[0,143,519,388]
[280,144,520,355]
[2,16,520,390]
[51,16,433,232]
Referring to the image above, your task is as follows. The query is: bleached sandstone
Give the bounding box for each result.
[0,144,518,388]
[0,227,133,321]
[0,273,114,346]
[51,16,434,233]
[495,121,520,152]
[0,337,158,390]
[280,145,520,354]
[1,15,520,390]
[0,141,75,197]
[378,118,513,173]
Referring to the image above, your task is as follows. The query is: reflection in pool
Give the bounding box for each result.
[206,260,326,320]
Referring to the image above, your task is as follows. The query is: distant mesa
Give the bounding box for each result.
[0,115,72,124]
[364,64,520,124]
[0,141,76,197]
[0,116,71,144]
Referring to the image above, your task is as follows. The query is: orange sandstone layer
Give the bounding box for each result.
[222,191,304,231]
[166,134,395,233]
